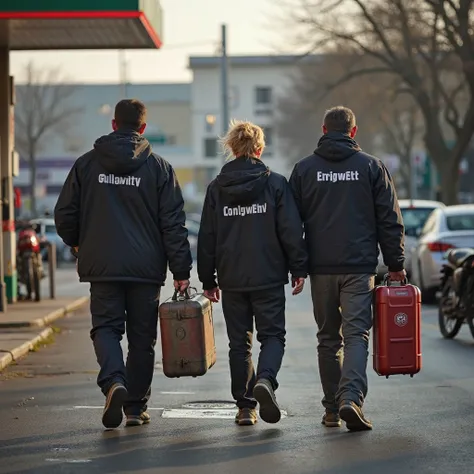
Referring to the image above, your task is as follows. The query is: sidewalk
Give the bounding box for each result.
[0,295,89,371]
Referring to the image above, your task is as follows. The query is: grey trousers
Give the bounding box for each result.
[310,274,374,411]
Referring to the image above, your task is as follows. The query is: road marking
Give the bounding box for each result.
[183,402,235,409]
[45,459,92,463]
[73,406,164,410]
[162,408,288,419]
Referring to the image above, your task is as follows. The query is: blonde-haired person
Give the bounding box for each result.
[197,120,308,426]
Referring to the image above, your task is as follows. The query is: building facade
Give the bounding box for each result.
[189,55,302,181]
[14,82,194,215]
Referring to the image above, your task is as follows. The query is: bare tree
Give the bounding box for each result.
[15,62,82,217]
[378,98,424,198]
[279,0,474,204]
[276,53,392,164]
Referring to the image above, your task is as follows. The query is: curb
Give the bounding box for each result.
[0,296,90,329]
[0,327,54,371]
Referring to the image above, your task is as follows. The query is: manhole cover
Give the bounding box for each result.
[183,402,235,409]
[162,408,288,419]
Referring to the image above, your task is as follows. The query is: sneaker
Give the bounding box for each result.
[253,378,281,424]
[321,410,342,427]
[102,383,128,429]
[339,400,373,431]
[235,408,258,426]
[125,412,151,427]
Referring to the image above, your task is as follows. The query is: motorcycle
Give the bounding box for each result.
[438,247,474,339]
[17,225,45,302]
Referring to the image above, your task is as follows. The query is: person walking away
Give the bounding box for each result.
[198,120,308,426]
[289,106,405,431]
[54,99,192,429]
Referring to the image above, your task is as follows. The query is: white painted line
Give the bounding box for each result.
[73,406,164,410]
[45,459,92,463]
[183,402,235,409]
[162,408,288,419]
[160,392,195,395]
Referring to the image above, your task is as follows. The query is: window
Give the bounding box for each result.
[446,213,474,231]
[264,127,273,147]
[421,212,437,236]
[204,138,218,158]
[400,207,437,237]
[262,126,274,157]
[205,115,217,133]
[255,87,272,105]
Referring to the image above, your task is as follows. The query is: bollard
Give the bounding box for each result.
[48,242,56,299]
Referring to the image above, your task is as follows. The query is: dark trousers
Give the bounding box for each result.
[90,282,160,416]
[310,274,374,411]
[221,286,286,409]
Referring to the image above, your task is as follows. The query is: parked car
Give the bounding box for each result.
[29,218,74,263]
[411,204,474,302]
[186,219,200,260]
[376,200,445,281]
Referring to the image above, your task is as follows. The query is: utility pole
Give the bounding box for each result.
[220,24,229,168]
[119,50,128,98]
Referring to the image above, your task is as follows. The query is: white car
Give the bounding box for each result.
[376,199,445,281]
[411,204,474,302]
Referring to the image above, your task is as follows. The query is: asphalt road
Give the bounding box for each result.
[1,269,474,474]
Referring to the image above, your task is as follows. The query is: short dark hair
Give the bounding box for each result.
[114,99,147,131]
[323,106,356,133]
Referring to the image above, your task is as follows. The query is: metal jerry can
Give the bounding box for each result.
[373,276,422,378]
[158,288,217,378]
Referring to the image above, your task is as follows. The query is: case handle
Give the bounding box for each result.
[172,287,198,301]
[383,273,408,286]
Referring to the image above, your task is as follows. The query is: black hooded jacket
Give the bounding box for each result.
[54,130,192,284]
[289,132,405,275]
[197,157,308,292]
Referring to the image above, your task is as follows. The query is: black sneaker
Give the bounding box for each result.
[321,410,342,427]
[102,383,128,429]
[339,400,373,431]
[253,378,281,424]
[235,408,258,426]
[126,412,151,427]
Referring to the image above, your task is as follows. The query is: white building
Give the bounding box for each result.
[189,55,309,179]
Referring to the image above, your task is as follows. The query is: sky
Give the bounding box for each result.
[10,0,288,84]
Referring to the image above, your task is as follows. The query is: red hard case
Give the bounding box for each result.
[159,289,216,378]
[373,279,422,378]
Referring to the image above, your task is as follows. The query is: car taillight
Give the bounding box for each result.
[427,242,455,252]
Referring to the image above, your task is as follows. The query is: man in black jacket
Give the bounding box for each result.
[54,99,192,429]
[289,106,405,431]
[198,120,308,426]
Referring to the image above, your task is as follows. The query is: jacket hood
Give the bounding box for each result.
[314,132,361,162]
[94,129,152,174]
[216,157,270,204]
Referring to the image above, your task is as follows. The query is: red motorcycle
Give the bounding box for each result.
[17,224,44,301]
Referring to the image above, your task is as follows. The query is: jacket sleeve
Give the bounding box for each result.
[197,184,218,290]
[288,164,304,220]
[54,162,81,247]
[158,164,192,281]
[372,161,405,272]
[276,178,309,278]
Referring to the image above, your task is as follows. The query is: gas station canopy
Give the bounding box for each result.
[0,0,163,50]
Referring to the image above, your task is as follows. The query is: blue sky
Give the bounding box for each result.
[10,0,287,84]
